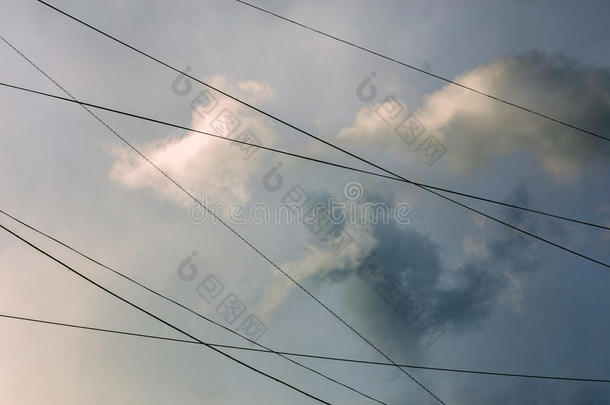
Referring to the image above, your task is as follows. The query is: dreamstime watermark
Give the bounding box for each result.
[176,251,268,341]
[357,73,447,166]
[355,250,445,347]
[171,67,262,160]
[186,181,413,227]
[257,157,421,254]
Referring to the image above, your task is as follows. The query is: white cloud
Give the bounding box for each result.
[108,76,277,207]
[339,51,610,182]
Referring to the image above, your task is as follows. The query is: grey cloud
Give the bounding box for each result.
[308,186,547,349]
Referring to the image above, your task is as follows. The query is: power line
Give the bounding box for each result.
[0,30,383,405]
[2,76,607,403]
[235,0,610,144]
[0,78,605,233]
[11,3,608,402]
[0,36,385,401]
[15,71,608,398]
[2,10,441,396]
[22,2,608,401]
[0,207,385,404]
[0,88,441,405]
[29,0,610,271]
[2,81,606,232]
[0,223,333,405]
[2,80,608,269]
[7,14,443,401]
[0,38,370,396]
[4,312,610,384]
[1,79,606,405]
[0,80,441,402]
[0,35,386,404]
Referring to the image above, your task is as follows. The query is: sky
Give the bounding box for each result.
[1,0,609,404]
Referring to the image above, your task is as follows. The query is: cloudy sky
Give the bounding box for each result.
[1,0,609,404]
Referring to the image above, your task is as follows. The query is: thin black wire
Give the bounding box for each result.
[14,3,446,398]
[18,32,610,236]
[0,208,385,404]
[0,36,383,404]
[0,78,437,402]
[2,11,438,398]
[3,80,608,270]
[1,80,606,233]
[23,3,608,401]
[235,0,610,144]
[3,78,445,401]
[4,313,610,384]
[29,1,610,270]
[0,223,332,405]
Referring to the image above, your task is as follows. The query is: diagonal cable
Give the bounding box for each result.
[8,0,446,394]
[0,33,384,402]
[0,207,385,404]
[3,312,610,384]
[1,80,608,270]
[0,222,333,405]
[235,0,610,143]
[29,0,610,270]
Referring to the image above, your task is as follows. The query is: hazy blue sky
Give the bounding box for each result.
[1,1,609,404]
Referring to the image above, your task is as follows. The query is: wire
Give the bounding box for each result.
[1,77,441,403]
[29,1,610,270]
[3,76,436,405]
[2,80,608,269]
[7,3,444,393]
[0,208,385,404]
[0,35,383,401]
[0,78,605,232]
[0,36,388,402]
[3,312,610,384]
[21,3,608,402]
[0,223,338,404]
[234,0,610,144]
[0,14,434,397]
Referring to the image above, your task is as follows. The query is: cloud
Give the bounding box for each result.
[339,51,610,182]
[108,76,277,207]
[257,189,378,319]
[262,186,547,354]
[207,75,275,105]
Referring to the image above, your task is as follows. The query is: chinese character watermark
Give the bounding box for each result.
[177,251,268,341]
[171,67,262,160]
[356,73,447,166]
